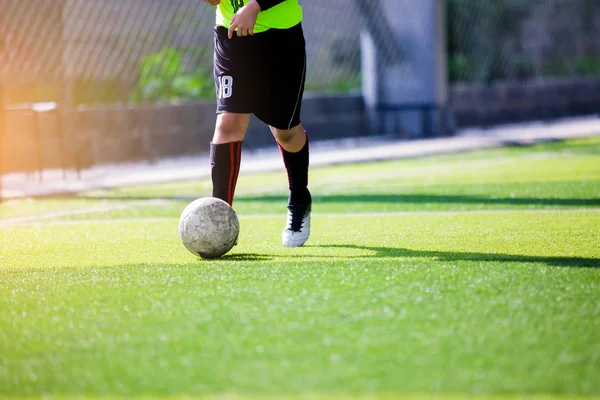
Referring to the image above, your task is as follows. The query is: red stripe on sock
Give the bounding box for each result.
[278,142,291,190]
[227,142,235,205]
[232,142,242,199]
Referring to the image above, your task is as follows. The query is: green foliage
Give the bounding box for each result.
[446,0,600,82]
[305,36,362,94]
[305,73,361,94]
[577,57,600,76]
[447,0,534,83]
[447,53,469,83]
[131,47,214,103]
[542,56,600,78]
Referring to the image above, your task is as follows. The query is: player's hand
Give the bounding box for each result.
[228,0,261,39]
[203,0,221,5]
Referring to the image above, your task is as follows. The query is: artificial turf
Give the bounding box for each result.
[1,137,599,399]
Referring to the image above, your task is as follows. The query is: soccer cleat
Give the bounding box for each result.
[282,201,311,247]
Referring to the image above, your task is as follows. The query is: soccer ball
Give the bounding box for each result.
[178,197,240,259]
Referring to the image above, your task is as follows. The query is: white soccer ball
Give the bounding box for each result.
[178,197,240,259]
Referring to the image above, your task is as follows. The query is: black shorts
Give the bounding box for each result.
[213,23,306,130]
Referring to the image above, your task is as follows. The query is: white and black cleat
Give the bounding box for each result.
[282,202,311,247]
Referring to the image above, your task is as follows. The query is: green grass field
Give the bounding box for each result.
[1,136,599,400]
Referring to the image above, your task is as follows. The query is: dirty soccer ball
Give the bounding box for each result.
[178,197,240,259]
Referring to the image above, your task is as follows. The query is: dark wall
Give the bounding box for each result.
[2,78,599,174]
[450,77,600,127]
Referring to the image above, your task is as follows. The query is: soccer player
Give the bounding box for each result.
[204,0,311,247]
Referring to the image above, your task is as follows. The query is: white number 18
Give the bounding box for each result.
[218,75,233,99]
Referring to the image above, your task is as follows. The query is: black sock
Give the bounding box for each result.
[279,132,310,206]
[210,141,242,206]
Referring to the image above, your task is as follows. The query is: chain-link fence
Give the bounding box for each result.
[0,0,362,106]
[0,0,599,187]
[448,0,600,83]
[1,0,599,106]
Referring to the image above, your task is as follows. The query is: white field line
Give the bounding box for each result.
[2,208,599,227]
[1,150,592,226]
[1,149,596,228]
[0,199,170,226]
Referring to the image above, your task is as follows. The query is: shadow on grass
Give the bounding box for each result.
[190,244,600,269]
[234,193,600,207]
[216,252,273,261]
[79,193,600,208]
[4,246,596,273]
[301,244,599,269]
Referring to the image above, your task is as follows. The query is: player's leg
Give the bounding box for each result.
[210,113,249,205]
[271,123,310,207]
[253,23,310,247]
[211,26,255,206]
[272,123,311,248]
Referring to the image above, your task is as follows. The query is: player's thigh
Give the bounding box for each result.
[214,26,255,114]
[253,24,307,130]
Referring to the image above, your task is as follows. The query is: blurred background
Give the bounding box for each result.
[0,0,599,189]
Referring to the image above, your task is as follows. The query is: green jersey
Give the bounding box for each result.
[216,0,302,33]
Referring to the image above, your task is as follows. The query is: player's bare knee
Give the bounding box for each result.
[271,127,295,144]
